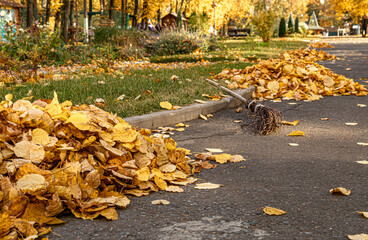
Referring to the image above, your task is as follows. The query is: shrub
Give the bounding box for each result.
[287,17,294,34]
[279,17,286,37]
[143,31,205,56]
[295,17,300,33]
[251,10,276,42]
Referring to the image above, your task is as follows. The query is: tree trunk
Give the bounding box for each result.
[27,0,34,27]
[61,0,70,43]
[121,0,126,28]
[132,0,139,28]
[109,0,114,19]
[33,0,39,22]
[45,0,51,23]
[88,0,92,28]
[141,0,148,29]
[70,0,74,26]
[55,10,61,30]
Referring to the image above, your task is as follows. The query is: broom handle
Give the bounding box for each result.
[205,79,249,104]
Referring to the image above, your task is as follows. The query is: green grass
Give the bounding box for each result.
[1,39,309,118]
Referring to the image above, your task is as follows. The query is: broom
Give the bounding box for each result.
[205,79,282,135]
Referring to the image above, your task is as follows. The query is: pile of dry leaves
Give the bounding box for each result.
[0,92,234,239]
[308,41,334,49]
[212,50,367,101]
[281,48,337,62]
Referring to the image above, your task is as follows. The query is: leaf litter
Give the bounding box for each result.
[0,92,249,239]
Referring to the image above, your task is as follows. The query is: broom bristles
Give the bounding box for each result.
[254,106,282,135]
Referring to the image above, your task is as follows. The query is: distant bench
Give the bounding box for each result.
[228,28,251,37]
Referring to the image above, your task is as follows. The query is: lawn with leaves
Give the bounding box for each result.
[0,39,310,118]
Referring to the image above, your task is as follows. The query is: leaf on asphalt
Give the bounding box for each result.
[205,148,224,153]
[212,153,232,164]
[175,128,185,132]
[288,102,297,105]
[152,199,170,205]
[348,234,368,240]
[198,161,218,169]
[288,143,299,146]
[160,101,173,110]
[165,186,184,192]
[175,123,189,127]
[345,122,358,126]
[282,120,299,126]
[236,107,243,113]
[329,187,351,196]
[234,120,243,123]
[346,68,352,71]
[207,114,213,118]
[359,212,368,219]
[357,104,367,107]
[194,183,223,189]
[321,118,329,121]
[199,114,208,120]
[288,130,305,136]
[357,143,368,146]
[263,207,286,216]
[356,161,368,164]
[229,155,246,163]
[195,152,212,161]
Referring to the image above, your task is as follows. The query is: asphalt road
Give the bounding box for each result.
[49,42,368,240]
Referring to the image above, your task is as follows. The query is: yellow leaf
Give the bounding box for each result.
[151,199,170,205]
[329,187,351,196]
[154,176,168,190]
[165,185,184,192]
[357,143,368,146]
[160,101,173,110]
[356,161,368,164]
[345,122,358,126]
[32,128,50,146]
[359,212,368,219]
[320,118,329,121]
[288,130,305,136]
[5,94,12,101]
[14,141,45,164]
[205,148,223,153]
[214,153,232,164]
[100,207,118,220]
[288,143,299,146]
[199,114,208,120]
[263,206,286,216]
[229,155,246,163]
[65,112,90,130]
[357,104,367,107]
[267,81,279,91]
[113,123,138,143]
[194,183,222,189]
[348,234,368,240]
[45,92,62,117]
[17,174,48,195]
[136,167,151,182]
[282,120,299,126]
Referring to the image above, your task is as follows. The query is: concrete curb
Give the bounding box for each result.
[124,86,255,129]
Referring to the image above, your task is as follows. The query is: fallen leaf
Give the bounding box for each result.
[357,143,368,146]
[288,130,305,136]
[348,234,368,240]
[229,155,246,163]
[282,120,299,126]
[345,122,358,126]
[205,148,224,153]
[195,99,207,104]
[329,187,351,196]
[194,183,223,189]
[321,118,329,121]
[234,120,243,123]
[359,212,368,219]
[236,107,243,113]
[263,206,286,216]
[357,104,367,107]
[165,186,184,192]
[151,199,170,205]
[288,143,299,146]
[160,101,173,110]
[346,68,352,71]
[356,161,368,164]
[213,153,232,164]
[199,114,208,120]
[116,94,125,101]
